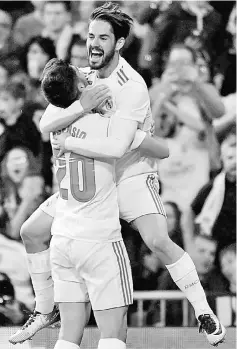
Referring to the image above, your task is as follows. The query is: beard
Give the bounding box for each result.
[88,45,116,70]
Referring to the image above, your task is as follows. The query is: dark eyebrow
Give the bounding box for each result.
[99,34,110,38]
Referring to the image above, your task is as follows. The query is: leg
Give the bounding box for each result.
[119,173,226,346]
[21,207,54,316]
[55,302,91,348]
[76,240,133,349]
[94,306,127,349]
[9,195,59,345]
[134,213,213,314]
[135,213,226,345]
[50,235,92,349]
[20,206,52,253]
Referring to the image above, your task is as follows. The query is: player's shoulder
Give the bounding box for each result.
[116,57,147,91]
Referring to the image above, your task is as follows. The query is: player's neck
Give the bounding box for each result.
[97,54,120,79]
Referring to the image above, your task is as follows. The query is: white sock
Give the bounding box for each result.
[54,339,79,349]
[98,338,126,349]
[27,248,54,314]
[166,252,213,318]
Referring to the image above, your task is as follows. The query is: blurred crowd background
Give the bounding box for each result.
[0,0,236,329]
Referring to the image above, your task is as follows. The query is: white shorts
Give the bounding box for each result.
[40,173,166,223]
[118,173,166,223]
[50,235,133,311]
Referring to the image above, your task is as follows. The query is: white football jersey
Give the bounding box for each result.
[81,57,158,184]
[51,113,121,242]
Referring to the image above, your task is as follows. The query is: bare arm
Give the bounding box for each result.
[65,115,138,159]
[192,81,225,120]
[131,130,169,158]
[40,85,111,133]
[54,82,150,159]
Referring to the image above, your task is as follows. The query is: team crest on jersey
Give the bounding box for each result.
[97,96,115,118]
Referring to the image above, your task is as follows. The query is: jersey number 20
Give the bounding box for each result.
[54,152,96,202]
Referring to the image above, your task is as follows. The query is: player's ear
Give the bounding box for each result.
[115,37,125,51]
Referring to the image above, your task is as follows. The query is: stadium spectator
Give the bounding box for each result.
[20,36,56,106]
[0,147,45,240]
[219,243,236,295]
[182,126,236,256]
[147,234,230,327]
[41,1,73,59]
[73,1,96,40]
[66,35,88,68]
[0,9,22,72]
[142,1,225,79]
[13,1,45,47]
[151,44,224,210]
[0,81,42,161]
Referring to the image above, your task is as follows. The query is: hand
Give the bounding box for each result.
[80,85,112,113]
[51,132,71,157]
[0,301,24,324]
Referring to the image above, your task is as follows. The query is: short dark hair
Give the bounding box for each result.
[41,59,79,108]
[90,2,133,41]
[43,1,72,12]
[67,34,86,62]
[0,81,27,100]
[21,36,56,74]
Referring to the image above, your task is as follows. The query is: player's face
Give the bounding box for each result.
[87,20,116,70]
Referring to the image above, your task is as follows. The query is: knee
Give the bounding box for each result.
[20,219,48,246]
[20,220,32,242]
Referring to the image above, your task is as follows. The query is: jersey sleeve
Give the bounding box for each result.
[116,80,150,124]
